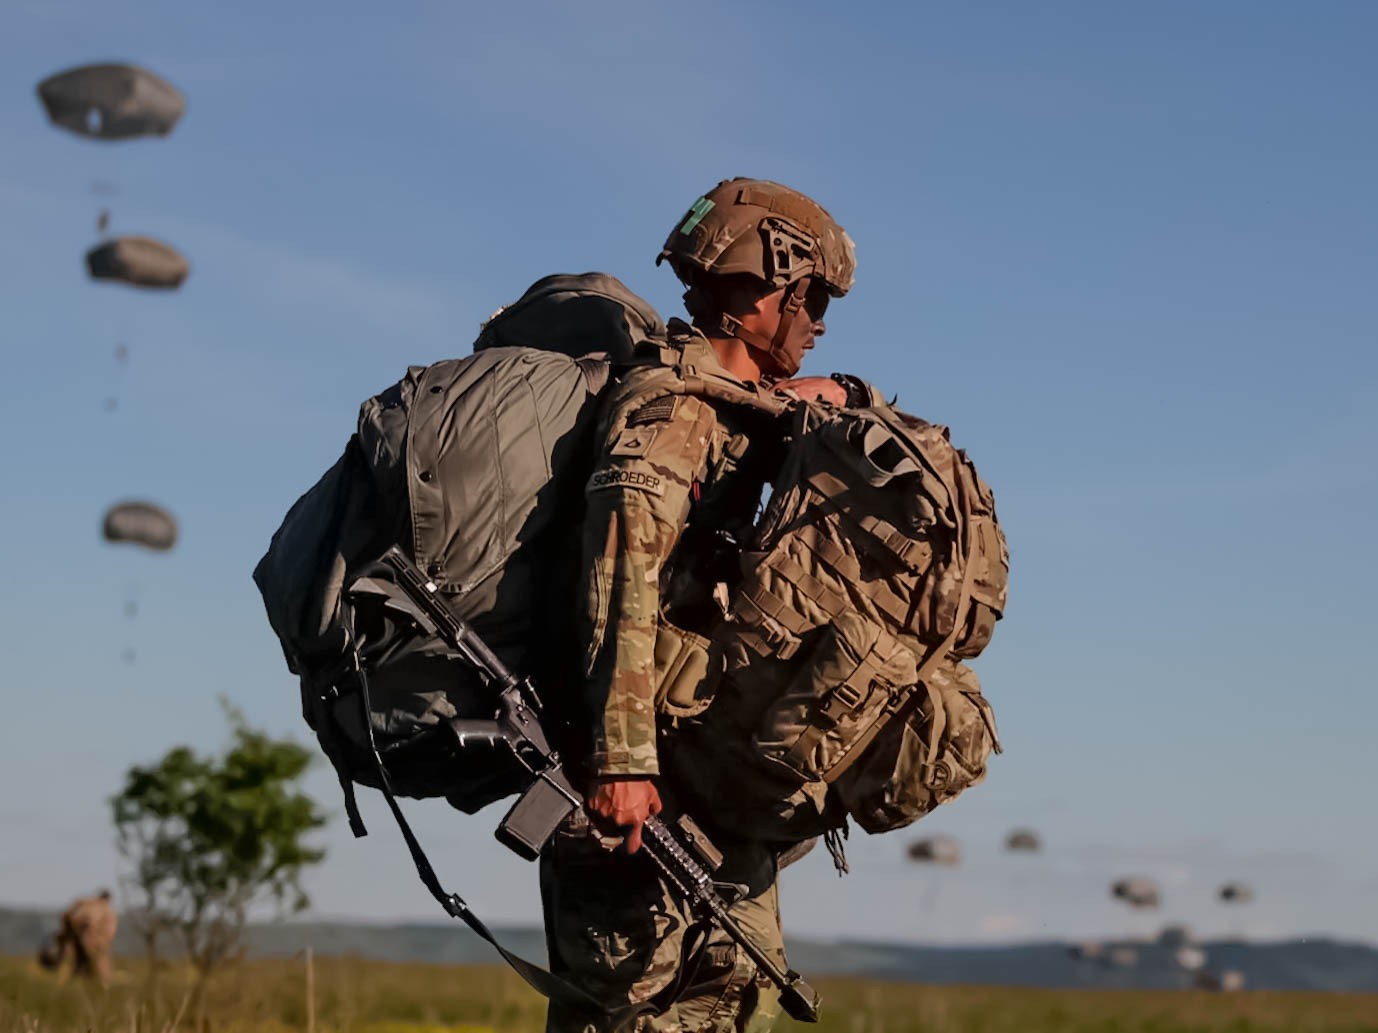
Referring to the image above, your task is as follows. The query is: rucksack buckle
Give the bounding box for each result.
[832,678,868,711]
[817,676,882,726]
[761,621,801,660]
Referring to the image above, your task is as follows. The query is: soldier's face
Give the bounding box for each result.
[761,279,829,378]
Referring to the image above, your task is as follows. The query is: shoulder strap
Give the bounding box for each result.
[575,354,612,394]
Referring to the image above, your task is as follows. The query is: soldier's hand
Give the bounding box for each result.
[773,376,847,406]
[588,776,662,854]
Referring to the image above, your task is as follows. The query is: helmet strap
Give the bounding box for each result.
[716,278,810,376]
[767,278,810,372]
[717,311,772,354]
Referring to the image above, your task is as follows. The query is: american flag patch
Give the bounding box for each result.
[626,395,679,427]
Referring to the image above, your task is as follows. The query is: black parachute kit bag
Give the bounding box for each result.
[253,273,666,1009]
[254,272,664,818]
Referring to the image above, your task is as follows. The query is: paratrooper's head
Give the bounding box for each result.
[658,177,855,378]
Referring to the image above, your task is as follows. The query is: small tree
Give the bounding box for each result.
[111,701,328,978]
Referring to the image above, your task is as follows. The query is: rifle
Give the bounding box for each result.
[372,545,821,1023]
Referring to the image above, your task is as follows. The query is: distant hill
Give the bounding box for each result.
[5,905,1374,992]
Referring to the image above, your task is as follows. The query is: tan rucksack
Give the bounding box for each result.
[668,396,1008,843]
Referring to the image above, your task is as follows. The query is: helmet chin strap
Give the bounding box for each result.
[717,278,810,377]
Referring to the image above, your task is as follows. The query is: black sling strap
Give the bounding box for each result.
[337,608,626,1017]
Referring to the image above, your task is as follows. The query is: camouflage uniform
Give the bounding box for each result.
[542,320,786,1033]
[42,891,118,984]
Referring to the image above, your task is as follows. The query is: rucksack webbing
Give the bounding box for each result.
[755,425,982,787]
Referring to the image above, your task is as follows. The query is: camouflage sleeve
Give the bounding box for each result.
[580,390,717,777]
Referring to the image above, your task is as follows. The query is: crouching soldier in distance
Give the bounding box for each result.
[38,889,118,985]
[541,178,864,1033]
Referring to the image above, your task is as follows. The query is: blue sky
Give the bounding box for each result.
[1,1,1374,947]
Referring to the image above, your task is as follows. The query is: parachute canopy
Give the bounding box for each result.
[1156,923,1195,948]
[1005,829,1041,852]
[1196,969,1246,992]
[1218,882,1254,904]
[1106,946,1139,968]
[1066,941,1103,962]
[907,835,961,866]
[1111,877,1160,909]
[37,63,184,140]
[87,236,189,289]
[102,501,177,551]
[1175,946,1208,972]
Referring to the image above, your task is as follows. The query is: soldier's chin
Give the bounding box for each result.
[762,350,803,381]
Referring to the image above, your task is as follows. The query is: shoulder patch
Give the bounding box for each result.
[627,395,679,427]
[610,426,658,457]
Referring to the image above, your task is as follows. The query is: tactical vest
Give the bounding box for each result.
[668,397,1008,842]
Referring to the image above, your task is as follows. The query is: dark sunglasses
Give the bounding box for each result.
[803,280,831,322]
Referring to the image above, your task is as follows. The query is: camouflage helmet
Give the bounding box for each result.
[657,178,856,297]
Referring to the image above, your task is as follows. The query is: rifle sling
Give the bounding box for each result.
[341,607,624,1018]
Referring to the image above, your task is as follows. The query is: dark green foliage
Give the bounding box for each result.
[110,701,327,975]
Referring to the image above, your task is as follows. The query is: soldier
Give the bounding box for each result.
[541,178,858,1033]
[38,889,118,985]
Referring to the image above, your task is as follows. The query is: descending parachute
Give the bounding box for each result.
[86,236,189,289]
[1067,941,1103,962]
[1156,924,1195,948]
[1004,829,1041,853]
[1195,969,1246,992]
[1105,946,1139,968]
[906,835,961,866]
[1218,882,1254,904]
[37,63,184,140]
[1111,877,1160,909]
[1175,946,1208,972]
[102,501,178,551]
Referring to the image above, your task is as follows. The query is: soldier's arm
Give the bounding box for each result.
[580,392,717,778]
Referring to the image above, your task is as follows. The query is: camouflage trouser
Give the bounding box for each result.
[540,809,785,1033]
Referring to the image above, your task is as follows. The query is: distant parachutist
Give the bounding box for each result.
[906,835,961,866]
[1218,883,1255,904]
[1110,877,1160,910]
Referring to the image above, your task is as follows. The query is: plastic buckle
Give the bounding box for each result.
[832,680,866,710]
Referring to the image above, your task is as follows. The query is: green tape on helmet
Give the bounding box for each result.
[678,197,715,236]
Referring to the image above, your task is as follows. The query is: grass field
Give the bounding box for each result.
[3,955,1377,1033]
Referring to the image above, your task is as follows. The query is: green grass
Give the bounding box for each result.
[2,955,1376,1033]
